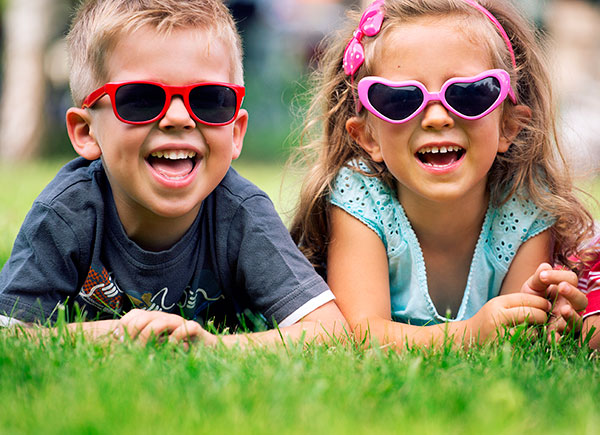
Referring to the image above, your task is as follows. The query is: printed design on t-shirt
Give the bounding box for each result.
[180,286,225,309]
[127,288,178,312]
[146,287,176,311]
[177,276,226,319]
[79,266,226,317]
[79,267,123,315]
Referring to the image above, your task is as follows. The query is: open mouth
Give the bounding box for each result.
[146,150,198,181]
[416,145,465,168]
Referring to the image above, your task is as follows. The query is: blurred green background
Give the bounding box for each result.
[0,0,597,257]
[0,0,358,163]
[0,0,598,168]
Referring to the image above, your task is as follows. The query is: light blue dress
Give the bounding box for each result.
[330,163,554,325]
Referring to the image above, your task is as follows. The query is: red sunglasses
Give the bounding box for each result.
[82,81,245,126]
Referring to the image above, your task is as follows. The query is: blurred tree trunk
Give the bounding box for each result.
[0,0,54,161]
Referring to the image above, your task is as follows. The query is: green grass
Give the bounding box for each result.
[0,159,599,433]
[0,326,599,434]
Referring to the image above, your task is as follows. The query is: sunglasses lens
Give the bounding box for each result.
[368,84,424,121]
[445,77,501,117]
[189,85,238,124]
[114,83,166,122]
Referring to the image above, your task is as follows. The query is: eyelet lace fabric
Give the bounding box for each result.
[330,161,554,325]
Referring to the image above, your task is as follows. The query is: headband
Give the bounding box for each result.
[343,0,517,76]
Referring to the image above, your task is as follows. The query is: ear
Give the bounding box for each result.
[498,104,532,153]
[66,107,102,160]
[230,108,248,160]
[346,116,383,162]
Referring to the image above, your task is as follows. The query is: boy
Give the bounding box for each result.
[0,0,345,345]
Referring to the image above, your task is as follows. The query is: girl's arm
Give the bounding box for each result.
[327,207,550,350]
[503,231,587,338]
[499,230,552,295]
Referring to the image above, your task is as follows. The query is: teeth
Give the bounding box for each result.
[417,145,462,154]
[150,150,197,159]
[422,162,452,167]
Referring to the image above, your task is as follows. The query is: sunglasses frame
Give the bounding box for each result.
[82,80,246,126]
[357,69,516,124]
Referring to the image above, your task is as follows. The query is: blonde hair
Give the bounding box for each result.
[290,0,595,275]
[66,0,243,106]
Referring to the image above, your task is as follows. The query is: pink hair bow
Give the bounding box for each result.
[343,0,385,76]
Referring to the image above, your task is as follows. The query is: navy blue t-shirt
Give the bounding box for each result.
[0,158,332,327]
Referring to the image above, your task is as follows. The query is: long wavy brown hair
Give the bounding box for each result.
[289,0,596,276]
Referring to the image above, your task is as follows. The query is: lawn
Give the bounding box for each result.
[1,327,599,434]
[0,158,599,434]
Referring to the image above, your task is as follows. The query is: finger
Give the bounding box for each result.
[119,309,156,328]
[545,284,559,301]
[557,282,588,312]
[169,323,195,351]
[559,303,583,332]
[499,306,550,326]
[501,293,552,311]
[118,308,146,325]
[524,263,553,293]
[136,318,182,343]
[540,269,579,287]
[169,321,199,342]
[546,329,562,345]
[122,312,171,340]
[547,314,568,334]
[112,324,125,342]
[170,321,218,346]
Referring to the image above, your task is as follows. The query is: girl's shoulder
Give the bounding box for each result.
[490,193,554,238]
[486,192,554,266]
[330,161,397,241]
[332,160,392,199]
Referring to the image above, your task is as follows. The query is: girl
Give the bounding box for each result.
[291,0,595,349]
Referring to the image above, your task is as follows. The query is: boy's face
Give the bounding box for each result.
[69,26,247,244]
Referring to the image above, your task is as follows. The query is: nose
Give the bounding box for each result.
[158,96,196,130]
[420,101,454,130]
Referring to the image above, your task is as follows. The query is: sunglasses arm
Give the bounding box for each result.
[81,86,108,109]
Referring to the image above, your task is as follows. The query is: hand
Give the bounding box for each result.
[521,263,586,339]
[113,309,218,348]
[582,315,600,350]
[467,293,551,343]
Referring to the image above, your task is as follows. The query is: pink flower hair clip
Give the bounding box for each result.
[342,0,518,77]
[342,0,385,76]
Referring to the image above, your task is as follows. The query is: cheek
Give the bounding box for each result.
[99,123,151,155]
[378,125,414,157]
[202,129,234,156]
[470,114,503,143]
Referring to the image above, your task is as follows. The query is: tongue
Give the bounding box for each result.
[148,157,194,179]
[421,151,459,166]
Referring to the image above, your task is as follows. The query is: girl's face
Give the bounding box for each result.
[349,17,516,207]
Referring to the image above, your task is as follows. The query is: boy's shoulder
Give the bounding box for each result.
[211,166,272,205]
[37,157,106,207]
[205,166,286,235]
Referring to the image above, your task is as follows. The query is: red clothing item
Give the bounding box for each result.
[577,239,600,319]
